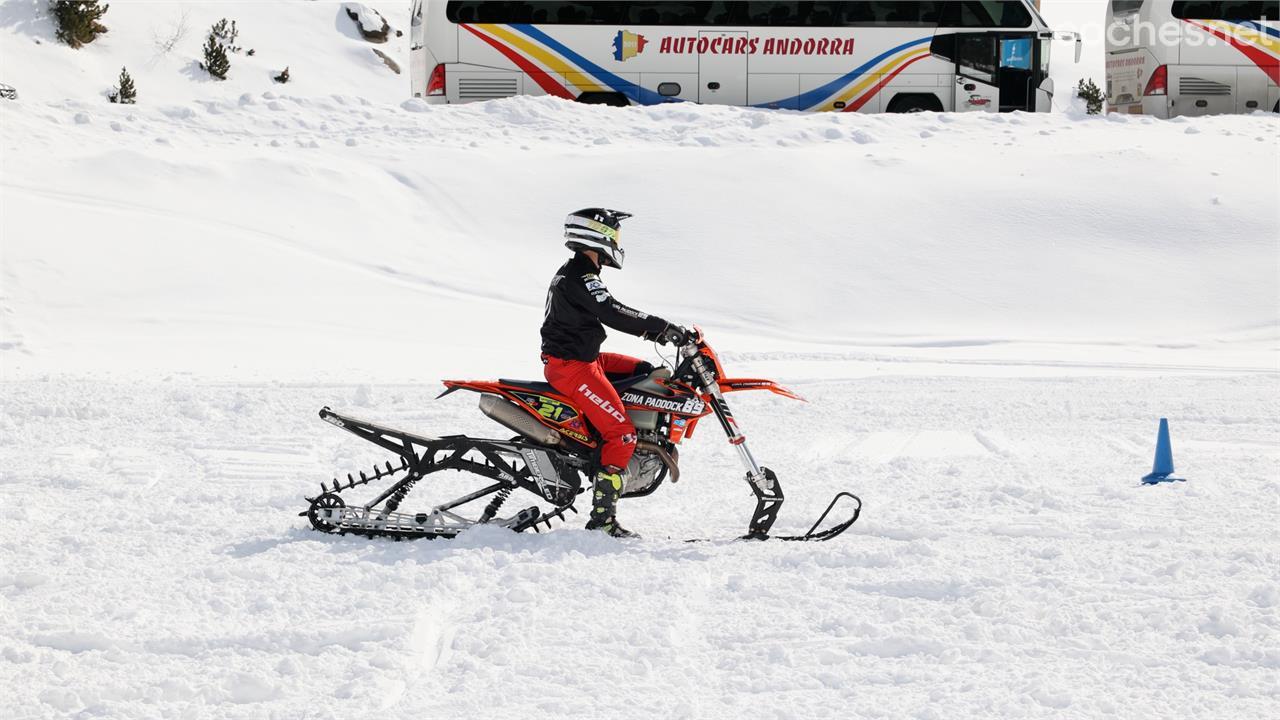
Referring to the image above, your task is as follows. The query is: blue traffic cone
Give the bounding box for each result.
[1142,418,1184,484]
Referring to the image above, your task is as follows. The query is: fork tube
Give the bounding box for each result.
[692,353,762,476]
[690,349,783,537]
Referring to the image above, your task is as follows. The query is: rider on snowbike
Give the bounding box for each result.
[541,208,691,538]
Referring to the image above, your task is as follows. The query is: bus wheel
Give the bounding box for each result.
[576,92,630,108]
[886,94,943,113]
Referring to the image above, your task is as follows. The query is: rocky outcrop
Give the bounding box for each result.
[371,49,400,75]
[342,3,391,44]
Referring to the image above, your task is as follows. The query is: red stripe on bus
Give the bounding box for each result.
[844,53,930,112]
[1187,20,1280,85]
[460,24,575,99]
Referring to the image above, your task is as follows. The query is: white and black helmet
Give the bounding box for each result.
[564,207,631,269]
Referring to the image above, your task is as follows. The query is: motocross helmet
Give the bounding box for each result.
[564,208,631,269]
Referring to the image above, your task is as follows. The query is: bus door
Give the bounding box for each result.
[997,35,1037,112]
[953,33,999,112]
[698,31,748,105]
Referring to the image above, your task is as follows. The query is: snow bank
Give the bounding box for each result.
[2,94,1277,380]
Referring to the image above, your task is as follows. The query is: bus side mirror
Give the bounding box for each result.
[1053,31,1083,64]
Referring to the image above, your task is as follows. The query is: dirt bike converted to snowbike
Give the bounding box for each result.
[302,328,860,541]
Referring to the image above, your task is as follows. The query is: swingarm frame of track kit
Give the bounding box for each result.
[302,408,584,539]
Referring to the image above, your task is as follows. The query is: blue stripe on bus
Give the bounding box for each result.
[752,35,932,110]
[509,24,673,105]
[1233,21,1280,40]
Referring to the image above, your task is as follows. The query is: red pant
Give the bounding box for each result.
[543,352,645,470]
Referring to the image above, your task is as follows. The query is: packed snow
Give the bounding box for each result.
[2,2,1279,719]
[3,375,1278,719]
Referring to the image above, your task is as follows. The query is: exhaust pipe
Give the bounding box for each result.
[636,441,679,484]
[478,394,561,446]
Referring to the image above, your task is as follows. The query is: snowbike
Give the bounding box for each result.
[302,328,861,541]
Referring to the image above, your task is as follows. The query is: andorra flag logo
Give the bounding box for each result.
[612,30,647,62]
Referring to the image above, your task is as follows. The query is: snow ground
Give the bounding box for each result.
[2,375,1278,719]
[2,2,1279,718]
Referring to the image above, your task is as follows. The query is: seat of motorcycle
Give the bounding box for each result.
[498,368,670,396]
[498,378,557,395]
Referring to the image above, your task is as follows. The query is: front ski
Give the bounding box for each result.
[681,492,862,543]
[769,492,862,542]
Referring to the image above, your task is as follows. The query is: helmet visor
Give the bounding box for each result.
[581,217,620,244]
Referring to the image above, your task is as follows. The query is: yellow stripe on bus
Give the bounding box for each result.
[1204,20,1280,56]
[476,24,607,93]
[818,48,930,112]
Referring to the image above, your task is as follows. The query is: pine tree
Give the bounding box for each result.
[210,18,241,53]
[200,30,230,80]
[51,0,110,49]
[109,66,135,104]
[1076,78,1104,115]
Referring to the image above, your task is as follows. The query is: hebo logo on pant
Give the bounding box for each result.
[578,383,628,424]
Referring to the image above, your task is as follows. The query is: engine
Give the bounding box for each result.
[622,429,677,498]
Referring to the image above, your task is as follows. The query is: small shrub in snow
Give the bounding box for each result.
[1076,78,1104,115]
[108,66,135,104]
[210,18,241,54]
[200,27,231,80]
[152,10,189,56]
[51,0,110,49]
[273,67,290,84]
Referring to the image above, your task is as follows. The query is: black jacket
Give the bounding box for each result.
[540,252,669,362]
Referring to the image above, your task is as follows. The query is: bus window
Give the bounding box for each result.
[957,33,997,79]
[940,1,1033,28]
[1172,1,1275,19]
[1001,37,1032,70]
[930,32,957,62]
[445,1,978,27]
[1111,0,1144,16]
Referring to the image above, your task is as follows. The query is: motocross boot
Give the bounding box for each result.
[584,468,639,539]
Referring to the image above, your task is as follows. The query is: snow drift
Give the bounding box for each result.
[3,96,1277,380]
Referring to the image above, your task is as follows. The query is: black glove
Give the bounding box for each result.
[658,324,692,347]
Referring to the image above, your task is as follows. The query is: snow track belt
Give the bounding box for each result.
[301,407,583,540]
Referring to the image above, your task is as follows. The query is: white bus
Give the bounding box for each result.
[1106,1,1279,117]
[409,1,1079,113]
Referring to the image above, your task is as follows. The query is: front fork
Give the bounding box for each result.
[689,350,783,539]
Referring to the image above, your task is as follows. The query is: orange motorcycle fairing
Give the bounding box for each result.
[717,378,805,402]
[439,379,598,447]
